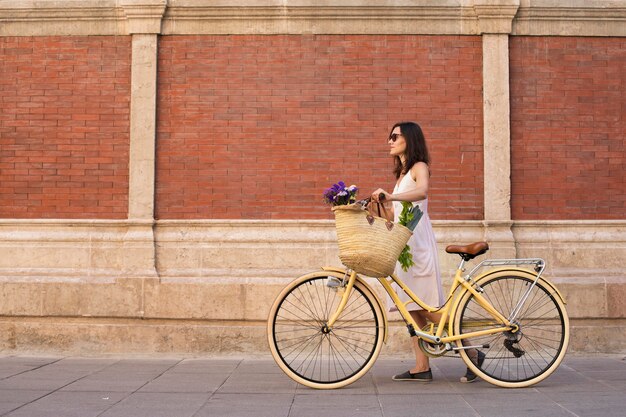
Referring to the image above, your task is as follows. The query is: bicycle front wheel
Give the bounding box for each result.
[453,271,569,388]
[267,271,385,389]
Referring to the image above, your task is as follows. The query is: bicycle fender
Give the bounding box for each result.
[321,266,389,344]
[321,266,350,275]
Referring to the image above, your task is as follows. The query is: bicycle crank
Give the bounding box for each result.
[417,324,449,357]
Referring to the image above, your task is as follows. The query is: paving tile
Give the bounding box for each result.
[0,390,50,415]
[561,356,625,372]
[100,359,180,373]
[597,380,626,392]
[462,392,574,417]
[217,372,297,394]
[0,374,82,391]
[4,391,126,417]
[290,393,383,417]
[60,374,157,393]
[544,390,626,417]
[58,360,180,393]
[0,389,50,404]
[0,362,54,380]
[0,358,117,392]
[0,355,624,417]
[582,370,626,382]
[295,373,377,395]
[0,367,27,380]
[138,372,228,393]
[533,373,612,393]
[98,392,208,417]
[378,393,480,417]
[54,357,118,371]
[194,393,293,417]
[233,359,287,375]
[0,357,59,368]
[167,358,240,374]
[0,402,23,415]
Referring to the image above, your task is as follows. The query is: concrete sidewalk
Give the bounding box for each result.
[0,354,624,417]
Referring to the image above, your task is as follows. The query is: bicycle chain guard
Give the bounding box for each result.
[417,324,449,358]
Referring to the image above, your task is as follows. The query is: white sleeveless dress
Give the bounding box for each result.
[388,173,444,312]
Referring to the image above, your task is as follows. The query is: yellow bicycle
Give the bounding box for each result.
[267,241,569,389]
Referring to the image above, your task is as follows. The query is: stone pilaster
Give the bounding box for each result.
[128,34,159,220]
[482,33,513,223]
[121,1,166,279]
[474,0,519,257]
[122,0,165,221]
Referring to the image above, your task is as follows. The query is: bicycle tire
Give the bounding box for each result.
[453,271,569,388]
[267,271,385,389]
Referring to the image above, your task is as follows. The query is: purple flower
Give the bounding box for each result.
[323,181,359,206]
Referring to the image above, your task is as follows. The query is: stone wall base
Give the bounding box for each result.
[1,220,624,355]
[1,275,624,355]
[1,316,624,356]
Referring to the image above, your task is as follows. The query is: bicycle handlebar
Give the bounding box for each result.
[357,193,386,207]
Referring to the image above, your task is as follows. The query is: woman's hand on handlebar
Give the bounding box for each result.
[371,189,391,203]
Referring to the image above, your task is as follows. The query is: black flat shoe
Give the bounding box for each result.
[460,350,486,383]
[392,369,433,382]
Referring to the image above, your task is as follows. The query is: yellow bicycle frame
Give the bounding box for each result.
[324,265,522,347]
[379,267,512,344]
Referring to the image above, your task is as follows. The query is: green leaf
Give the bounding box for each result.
[398,244,415,272]
[398,201,414,227]
[397,203,416,271]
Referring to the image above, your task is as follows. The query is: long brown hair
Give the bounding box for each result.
[390,121,430,179]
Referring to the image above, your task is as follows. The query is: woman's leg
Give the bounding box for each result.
[408,310,442,373]
[393,309,444,380]
[408,310,429,373]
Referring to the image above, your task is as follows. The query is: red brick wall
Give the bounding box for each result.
[156,35,484,220]
[510,37,625,220]
[0,36,131,219]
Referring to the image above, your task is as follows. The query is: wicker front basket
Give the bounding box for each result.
[332,204,412,277]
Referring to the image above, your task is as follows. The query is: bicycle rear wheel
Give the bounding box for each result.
[267,271,385,389]
[453,271,569,388]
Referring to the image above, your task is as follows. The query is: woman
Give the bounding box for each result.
[372,122,483,382]
[371,121,446,382]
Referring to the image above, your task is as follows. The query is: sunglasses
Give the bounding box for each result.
[389,133,402,142]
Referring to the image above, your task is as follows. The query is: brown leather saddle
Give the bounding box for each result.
[445,241,489,261]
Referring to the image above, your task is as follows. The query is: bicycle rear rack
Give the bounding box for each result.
[466,258,545,277]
